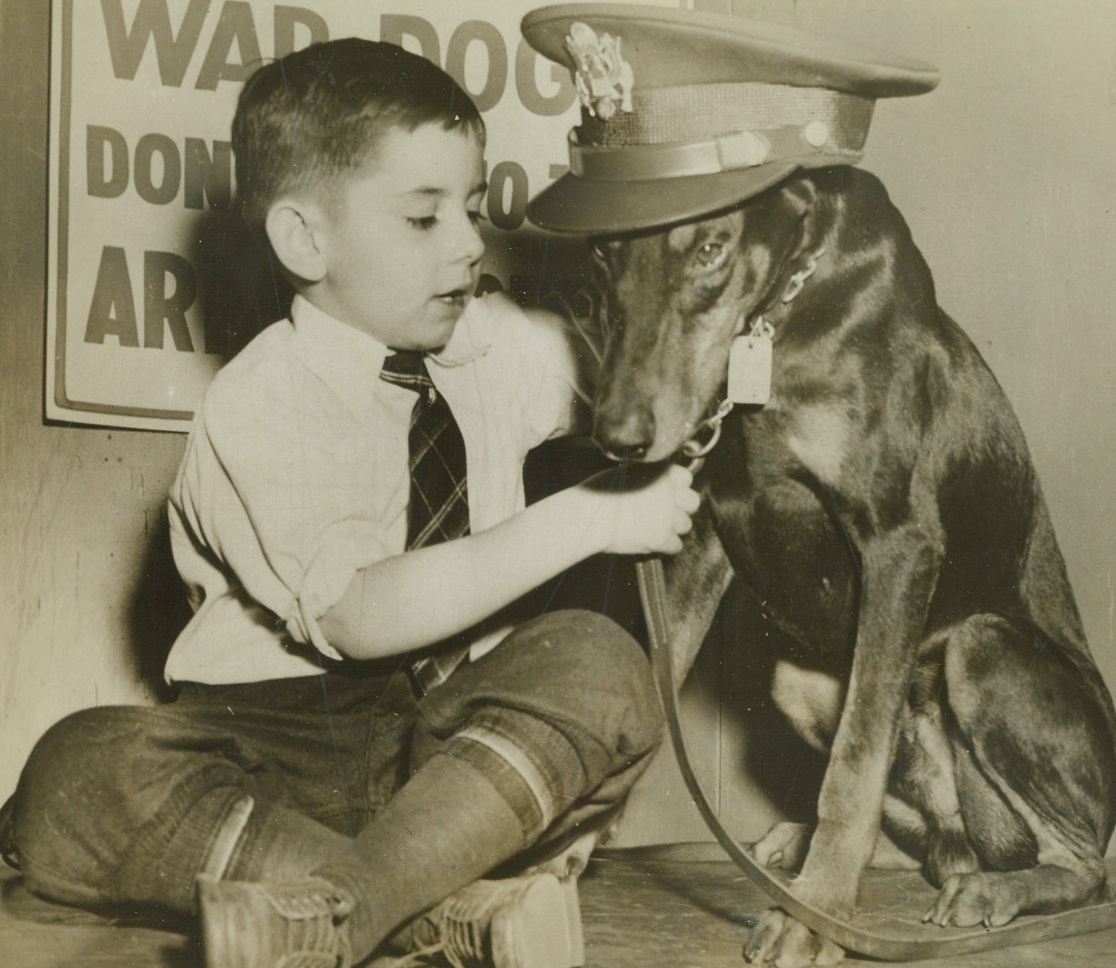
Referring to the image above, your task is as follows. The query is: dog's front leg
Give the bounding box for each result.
[746,523,938,967]
[662,501,734,683]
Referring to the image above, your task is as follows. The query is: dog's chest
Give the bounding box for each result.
[709,405,861,658]
[776,403,852,486]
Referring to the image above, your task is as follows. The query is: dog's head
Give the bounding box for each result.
[589,174,826,463]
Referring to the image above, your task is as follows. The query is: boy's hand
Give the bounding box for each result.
[322,460,699,660]
[580,462,701,556]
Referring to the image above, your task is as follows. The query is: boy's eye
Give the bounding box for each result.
[407,215,438,231]
[468,209,487,226]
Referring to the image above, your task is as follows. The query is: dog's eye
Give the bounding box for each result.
[589,240,610,265]
[695,242,725,269]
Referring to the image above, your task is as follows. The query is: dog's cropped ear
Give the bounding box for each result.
[778,175,823,261]
[780,176,819,219]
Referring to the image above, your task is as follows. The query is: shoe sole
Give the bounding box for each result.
[490,874,584,968]
[197,874,247,968]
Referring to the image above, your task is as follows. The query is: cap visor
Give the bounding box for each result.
[526,163,800,235]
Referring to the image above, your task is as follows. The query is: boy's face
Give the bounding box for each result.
[310,123,487,350]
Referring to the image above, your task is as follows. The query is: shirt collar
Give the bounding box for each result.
[290,293,493,386]
[290,295,390,411]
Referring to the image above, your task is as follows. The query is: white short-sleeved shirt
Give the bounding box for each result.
[165,292,584,685]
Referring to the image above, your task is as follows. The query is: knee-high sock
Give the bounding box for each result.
[317,710,587,960]
[223,802,353,883]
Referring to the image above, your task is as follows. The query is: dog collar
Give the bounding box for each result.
[721,247,828,410]
[681,398,735,466]
[742,245,828,339]
[677,247,825,465]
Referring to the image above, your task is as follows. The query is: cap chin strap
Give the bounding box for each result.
[570,125,860,181]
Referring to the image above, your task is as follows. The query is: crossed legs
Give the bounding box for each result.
[8,609,662,963]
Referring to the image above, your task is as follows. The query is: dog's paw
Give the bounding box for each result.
[923,872,1022,928]
[751,822,813,873]
[744,908,844,967]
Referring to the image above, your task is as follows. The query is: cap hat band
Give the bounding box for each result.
[570,82,874,181]
[570,121,863,180]
[581,83,872,145]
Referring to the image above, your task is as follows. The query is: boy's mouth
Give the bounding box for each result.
[436,287,470,305]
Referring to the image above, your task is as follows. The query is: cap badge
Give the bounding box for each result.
[564,22,634,121]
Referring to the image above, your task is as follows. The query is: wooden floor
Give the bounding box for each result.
[581,849,1116,968]
[4,851,1116,967]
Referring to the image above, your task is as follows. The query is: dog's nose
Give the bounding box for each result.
[600,441,649,462]
[594,410,654,463]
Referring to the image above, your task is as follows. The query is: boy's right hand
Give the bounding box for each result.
[579,463,701,557]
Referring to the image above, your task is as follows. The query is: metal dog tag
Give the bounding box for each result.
[728,332,773,405]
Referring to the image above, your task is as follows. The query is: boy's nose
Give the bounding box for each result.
[452,216,485,265]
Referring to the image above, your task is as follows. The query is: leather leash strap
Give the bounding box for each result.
[635,554,1116,960]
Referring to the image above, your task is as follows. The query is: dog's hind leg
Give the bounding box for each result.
[924,614,1116,927]
[888,647,983,886]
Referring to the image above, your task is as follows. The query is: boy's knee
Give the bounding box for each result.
[12,704,252,910]
[510,608,644,676]
[13,704,197,855]
[477,609,663,757]
[10,707,135,900]
[16,707,122,808]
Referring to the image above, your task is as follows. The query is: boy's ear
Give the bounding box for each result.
[265,198,327,283]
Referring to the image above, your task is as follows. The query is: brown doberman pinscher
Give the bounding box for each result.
[588,165,1116,966]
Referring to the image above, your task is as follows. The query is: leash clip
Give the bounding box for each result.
[680,398,734,469]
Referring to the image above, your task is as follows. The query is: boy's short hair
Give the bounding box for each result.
[232,38,485,232]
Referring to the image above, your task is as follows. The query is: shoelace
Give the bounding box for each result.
[268,884,354,968]
[378,908,487,968]
[442,915,487,968]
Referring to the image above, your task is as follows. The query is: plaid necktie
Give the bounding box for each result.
[380,350,471,695]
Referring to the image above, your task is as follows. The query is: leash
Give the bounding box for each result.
[635,458,1116,959]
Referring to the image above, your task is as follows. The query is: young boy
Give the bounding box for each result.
[3,38,698,968]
